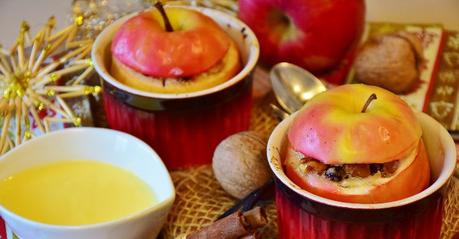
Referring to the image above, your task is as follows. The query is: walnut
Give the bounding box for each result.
[354,32,424,94]
[212,131,271,199]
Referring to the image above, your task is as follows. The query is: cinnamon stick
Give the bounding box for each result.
[187,207,267,239]
[242,207,267,230]
[187,211,249,239]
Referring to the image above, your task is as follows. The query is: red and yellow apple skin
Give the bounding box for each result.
[288,84,422,165]
[284,141,430,203]
[111,8,231,78]
[238,0,365,74]
[111,41,241,94]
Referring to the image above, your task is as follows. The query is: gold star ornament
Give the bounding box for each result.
[0,16,100,155]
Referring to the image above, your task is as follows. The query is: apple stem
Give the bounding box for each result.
[154,1,174,32]
[361,93,377,113]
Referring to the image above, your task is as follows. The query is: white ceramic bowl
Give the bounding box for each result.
[0,128,175,239]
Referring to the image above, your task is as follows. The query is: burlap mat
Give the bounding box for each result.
[442,177,459,239]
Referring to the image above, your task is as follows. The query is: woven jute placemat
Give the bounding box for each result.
[442,177,459,239]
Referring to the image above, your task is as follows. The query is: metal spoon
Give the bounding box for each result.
[270,62,327,115]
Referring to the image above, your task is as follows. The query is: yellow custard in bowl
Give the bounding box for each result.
[0,128,175,239]
[0,160,156,226]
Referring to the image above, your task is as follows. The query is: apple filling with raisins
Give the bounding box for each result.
[299,157,399,182]
[285,142,419,193]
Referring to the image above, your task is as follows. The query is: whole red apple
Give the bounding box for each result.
[238,0,365,75]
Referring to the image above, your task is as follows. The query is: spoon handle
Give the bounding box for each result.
[270,104,290,120]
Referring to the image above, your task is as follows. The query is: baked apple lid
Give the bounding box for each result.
[288,84,422,164]
[111,7,231,78]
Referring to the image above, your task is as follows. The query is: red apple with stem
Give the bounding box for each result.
[111,3,231,78]
[238,0,365,75]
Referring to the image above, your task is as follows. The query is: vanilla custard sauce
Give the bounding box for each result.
[0,160,156,226]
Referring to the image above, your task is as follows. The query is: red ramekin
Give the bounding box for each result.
[92,7,259,169]
[267,112,456,239]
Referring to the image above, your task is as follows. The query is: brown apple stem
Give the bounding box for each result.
[361,93,377,113]
[154,1,174,32]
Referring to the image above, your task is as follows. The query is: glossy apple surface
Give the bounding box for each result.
[288,84,422,165]
[238,0,365,74]
[111,8,230,78]
[284,141,430,203]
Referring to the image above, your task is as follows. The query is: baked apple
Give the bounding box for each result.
[110,5,241,93]
[285,84,430,203]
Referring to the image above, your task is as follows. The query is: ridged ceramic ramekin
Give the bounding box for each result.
[92,6,259,169]
[267,112,456,239]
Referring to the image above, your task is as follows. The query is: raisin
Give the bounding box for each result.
[325,166,345,182]
[370,164,383,175]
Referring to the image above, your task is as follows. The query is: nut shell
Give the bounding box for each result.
[212,131,271,199]
[354,32,423,94]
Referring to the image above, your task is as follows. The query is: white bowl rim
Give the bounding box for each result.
[267,112,457,210]
[0,127,175,230]
[91,6,260,100]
